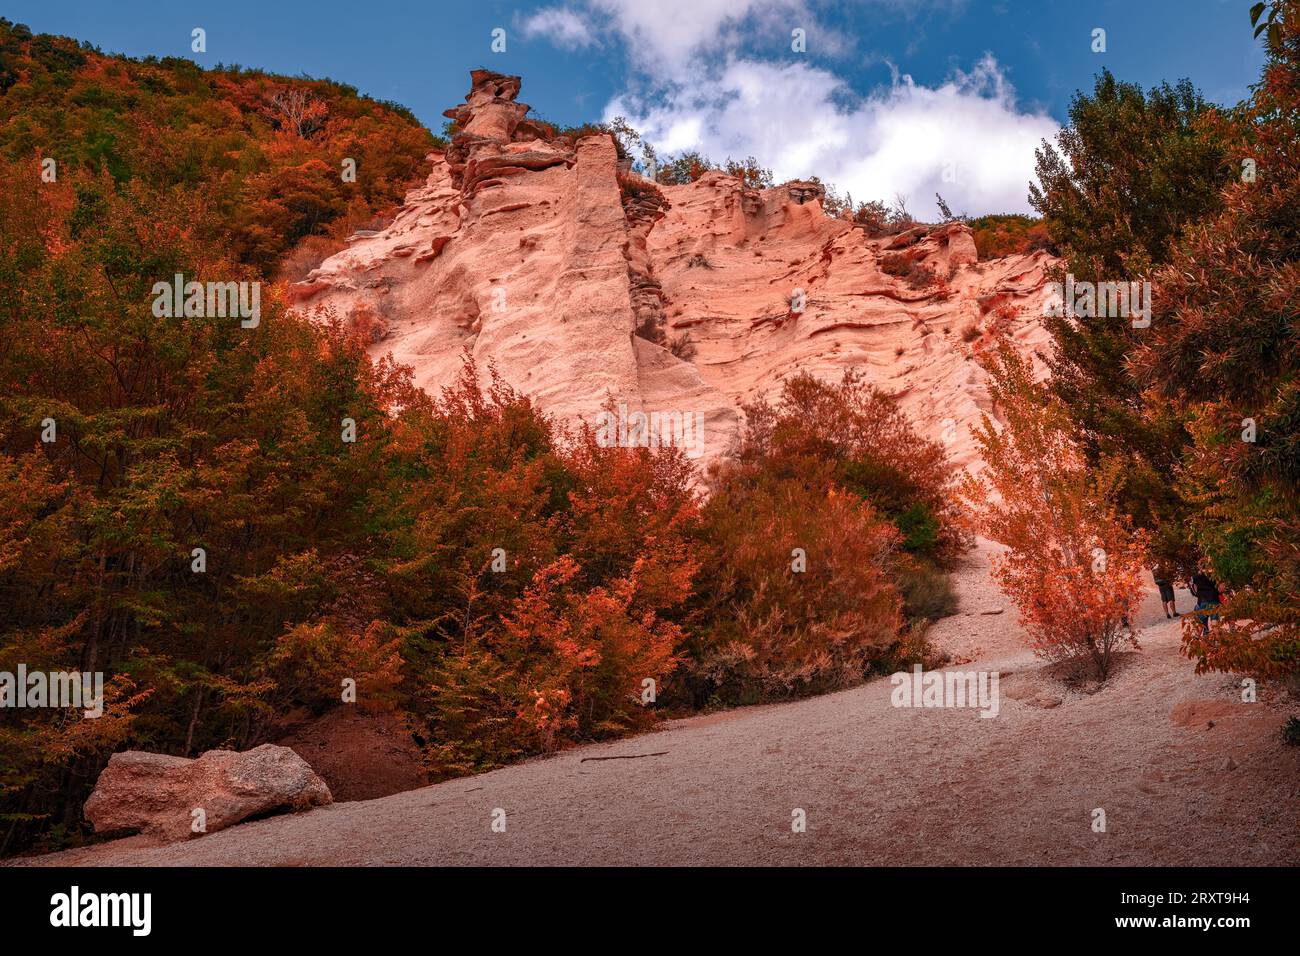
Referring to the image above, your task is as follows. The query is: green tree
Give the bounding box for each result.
[1029,68,1234,561]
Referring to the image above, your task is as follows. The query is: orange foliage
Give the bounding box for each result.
[691,477,904,703]
[961,344,1149,679]
[739,371,966,562]
[0,20,435,278]
[381,360,701,778]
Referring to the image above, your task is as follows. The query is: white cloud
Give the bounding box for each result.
[592,0,772,68]
[521,7,599,49]
[526,1,1058,218]
[528,1,818,71]
[607,54,1058,218]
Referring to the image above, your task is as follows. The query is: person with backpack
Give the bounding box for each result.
[1189,570,1222,635]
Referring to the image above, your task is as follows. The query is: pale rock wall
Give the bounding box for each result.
[291,71,1052,474]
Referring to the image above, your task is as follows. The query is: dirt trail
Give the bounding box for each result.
[26,540,1300,866]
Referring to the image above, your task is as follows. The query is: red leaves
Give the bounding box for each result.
[392,359,700,775]
[962,344,1150,679]
[693,477,904,700]
[688,372,927,702]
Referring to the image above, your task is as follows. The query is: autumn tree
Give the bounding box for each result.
[0,18,435,277]
[682,372,957,705]
[372,360,701,778]
[738,371,966,562]
[655,150,713,185]
[266,88,329,138]
[689,475,905,705]
[961,344,1149,679]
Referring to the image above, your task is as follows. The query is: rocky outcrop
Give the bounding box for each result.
[784,180,825,205]
[443,69,528,143]
[292,71,1053,473]
[647,177,1052,470]
[83,744,332,842]
[293,70,738,463]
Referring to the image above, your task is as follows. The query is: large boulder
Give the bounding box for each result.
[84,744,332,842]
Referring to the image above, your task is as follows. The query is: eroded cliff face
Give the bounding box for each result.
[291,70,1052,472]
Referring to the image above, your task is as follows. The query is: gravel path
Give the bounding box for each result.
[25,541,1300,866]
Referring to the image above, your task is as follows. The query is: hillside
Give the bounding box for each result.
[0,17,435,277]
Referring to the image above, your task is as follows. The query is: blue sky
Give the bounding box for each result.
[4,1,1268,217]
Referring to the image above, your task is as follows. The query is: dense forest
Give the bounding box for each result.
[1,1,1297,857]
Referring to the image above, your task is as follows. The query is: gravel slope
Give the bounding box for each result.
[25,540,1300,866]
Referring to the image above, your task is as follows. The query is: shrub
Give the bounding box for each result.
[688,474,903,705]
[850,199,891,235]
[668,333,697,360]
[680,371,964,705]
[347,302,390,343]
[880,249,936,289]
[966,213,1054,259]
[894,502,942,556]
[634,314,667,345]
[423,554,687,776]
[740,372,967,562]
[277,234,346,284]
[653,150,774,189]
[875,621,947,676]
[385,362,702,776]
[722,155,774,189]
[261,619,403,716]
[896,555,959,621]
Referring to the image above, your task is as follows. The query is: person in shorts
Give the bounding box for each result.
[1152,562,1178,619]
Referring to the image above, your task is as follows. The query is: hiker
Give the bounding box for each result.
[1189,570,1222,635]
[1152,562,1178,619]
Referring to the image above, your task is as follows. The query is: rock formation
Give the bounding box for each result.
[292,70,1053,473]
[83,744,332,842]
